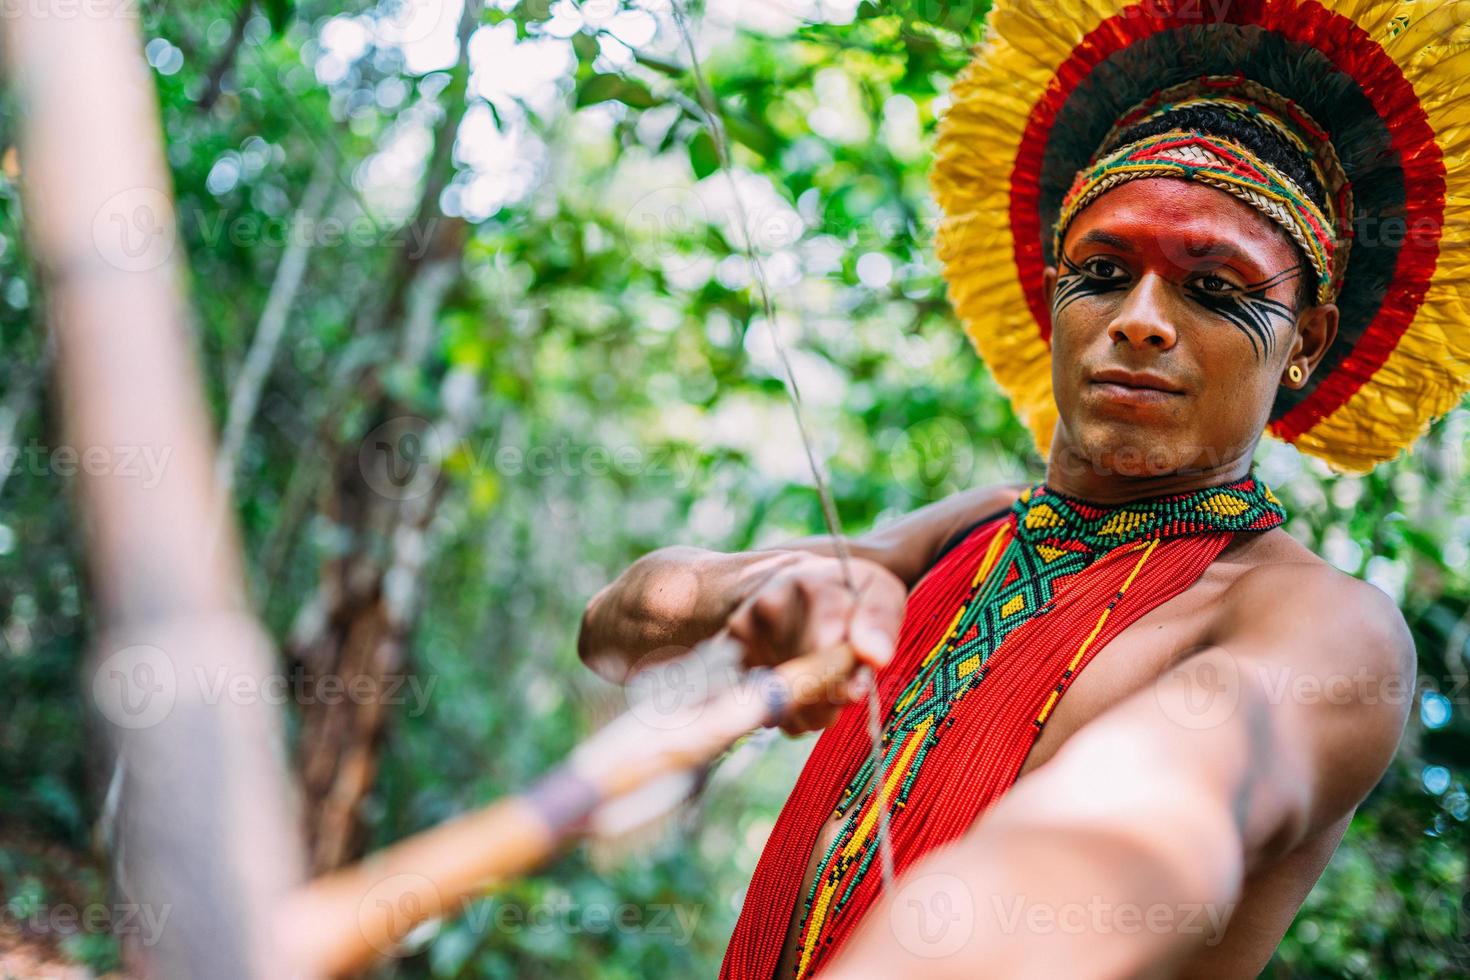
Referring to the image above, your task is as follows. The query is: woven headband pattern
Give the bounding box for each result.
[1103,80,1356,290]
[1054,129,1338,304]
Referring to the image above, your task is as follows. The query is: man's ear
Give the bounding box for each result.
[1043,265,1058,311]
[1282,303,1339,389]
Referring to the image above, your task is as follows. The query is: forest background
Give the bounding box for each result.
[0,0,1466,976]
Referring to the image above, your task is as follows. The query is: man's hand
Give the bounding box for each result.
[577,484,1021,695]
[726,554,907,734]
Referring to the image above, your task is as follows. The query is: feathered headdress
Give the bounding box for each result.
[932,0,1470,472]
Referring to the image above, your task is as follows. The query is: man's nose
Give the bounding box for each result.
[1106,273,1178,351]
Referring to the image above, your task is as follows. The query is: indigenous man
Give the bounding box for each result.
[579,1,1470,976]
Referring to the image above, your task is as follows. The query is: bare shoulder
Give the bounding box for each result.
[857,483,1027,585]
[1201,534,1416,836]
[1213,531,1415,681]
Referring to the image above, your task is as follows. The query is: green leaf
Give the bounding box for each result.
[576,74,658,109]
[689,129,719,179]
[722,112,777,158]
[1401,527,1446,566]
[633,51,686,77]
[571,31,599,65]
[262,0,292,34]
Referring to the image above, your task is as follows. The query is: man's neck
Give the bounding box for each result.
[1043,442,1257,506]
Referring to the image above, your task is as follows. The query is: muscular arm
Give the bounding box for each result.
[576,484,1022,683]
[824,562,1415,979]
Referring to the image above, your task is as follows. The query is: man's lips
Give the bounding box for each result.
[1086,368,1185,406]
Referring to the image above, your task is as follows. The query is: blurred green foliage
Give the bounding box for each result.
[0,1,1467,976]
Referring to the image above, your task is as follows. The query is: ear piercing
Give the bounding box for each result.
[1287,364,1305,385]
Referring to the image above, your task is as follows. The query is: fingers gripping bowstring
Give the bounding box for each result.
[668,1,896,890]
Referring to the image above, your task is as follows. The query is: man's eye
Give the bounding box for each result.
[1193,274,1237,295]
[1082,258,1123,280]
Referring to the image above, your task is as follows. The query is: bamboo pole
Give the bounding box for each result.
[2,5,309,978]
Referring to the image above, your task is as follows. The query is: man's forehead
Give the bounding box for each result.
[1072,227,1257,265]
[1063,179,1296,272]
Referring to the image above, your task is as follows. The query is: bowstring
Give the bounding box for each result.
[667,0,896,890]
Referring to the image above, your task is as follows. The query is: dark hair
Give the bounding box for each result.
[1104,104,1325,312]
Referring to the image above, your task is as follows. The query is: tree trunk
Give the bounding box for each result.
[288,0,482,874]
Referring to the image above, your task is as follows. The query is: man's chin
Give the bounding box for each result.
[1066,421,1205,479]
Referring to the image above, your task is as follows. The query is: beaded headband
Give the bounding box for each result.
[1053,128,1339,305]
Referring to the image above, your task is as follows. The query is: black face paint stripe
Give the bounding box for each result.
[1185,265,1302,361]
[1052,254,1302,360]
[1052,253,1129,317]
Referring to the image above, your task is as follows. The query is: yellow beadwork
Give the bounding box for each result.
[1097,510,1151,536]
[1024,502,1064,530]
[1036,543,1067,563]
[1197,492,1252,517]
